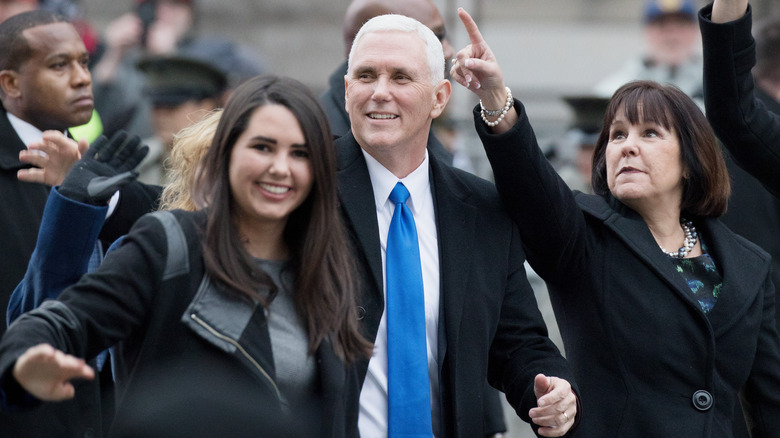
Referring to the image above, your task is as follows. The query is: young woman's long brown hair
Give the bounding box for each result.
[193,75,371,362]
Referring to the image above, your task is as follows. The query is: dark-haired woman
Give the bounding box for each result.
[451,9,780,437]
[0,75,371,437]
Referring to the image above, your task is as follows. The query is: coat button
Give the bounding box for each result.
[356,306,366,320]
[692,390,713,411]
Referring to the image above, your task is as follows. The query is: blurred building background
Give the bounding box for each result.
[76,0,780,436]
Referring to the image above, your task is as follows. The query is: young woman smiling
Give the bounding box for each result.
[0,75,371,437]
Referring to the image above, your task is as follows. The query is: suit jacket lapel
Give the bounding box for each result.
[335,133,384,338]
[429,157,477,366]
[334,132,478,362]
[0,106,29,171]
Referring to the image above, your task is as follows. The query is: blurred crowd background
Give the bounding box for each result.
[75,0,780,180]
[72,1,780,436]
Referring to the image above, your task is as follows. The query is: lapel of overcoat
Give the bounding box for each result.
[696,218,770,334]
[596,197,705,312]
[583,194,767,329]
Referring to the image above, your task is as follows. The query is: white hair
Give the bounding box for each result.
[347,14,444,85]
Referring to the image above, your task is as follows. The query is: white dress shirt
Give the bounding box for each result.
[358,149,442,438]
[7,111,47,147]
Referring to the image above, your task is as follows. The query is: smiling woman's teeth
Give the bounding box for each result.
[260,183,289,194]
[369,114,397,119]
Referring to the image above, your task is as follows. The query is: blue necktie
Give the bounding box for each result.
[386,182,432,437]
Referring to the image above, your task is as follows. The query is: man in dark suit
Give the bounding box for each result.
[0,10,94,333]
[337,14,578,437]
[0,10,100,438]
[326,2,508,436]
[0,10,159,437]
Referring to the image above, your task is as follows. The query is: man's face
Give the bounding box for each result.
[14,22,93,130]
[345,30,446,158]
[645,15,699,67]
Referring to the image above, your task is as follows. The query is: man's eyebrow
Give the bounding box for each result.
[353,66,376,76]
[389,66,413,76]
[44,50,89,63]
[44,53,69,62]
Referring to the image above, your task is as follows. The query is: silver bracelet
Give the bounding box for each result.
[480,86,513,128]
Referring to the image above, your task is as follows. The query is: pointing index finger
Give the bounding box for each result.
[458,8,484,46]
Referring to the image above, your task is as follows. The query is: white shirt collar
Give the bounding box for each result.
[361,148,430,216]
[6,112,48,147]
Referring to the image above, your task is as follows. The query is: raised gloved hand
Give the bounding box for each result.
[58,131,149,205]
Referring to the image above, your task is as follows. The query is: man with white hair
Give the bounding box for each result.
[321,0,455,139]
[336,14,579,437]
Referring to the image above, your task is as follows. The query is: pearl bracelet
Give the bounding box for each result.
[480,86,513,128]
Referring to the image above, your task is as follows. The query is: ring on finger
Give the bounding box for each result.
[451,58,457,64]
[563,411,569,423]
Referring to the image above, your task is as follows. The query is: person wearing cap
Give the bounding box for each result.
[134,54,226,185]
[594,0,703,99]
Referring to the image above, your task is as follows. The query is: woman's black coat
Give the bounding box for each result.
[476,101,780,437]
[0,210,358,437]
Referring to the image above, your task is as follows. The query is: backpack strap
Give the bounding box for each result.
[148,211,190,280]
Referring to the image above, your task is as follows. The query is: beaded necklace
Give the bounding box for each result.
[659,218,698,259]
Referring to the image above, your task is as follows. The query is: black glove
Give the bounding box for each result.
[59,131,149,205]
